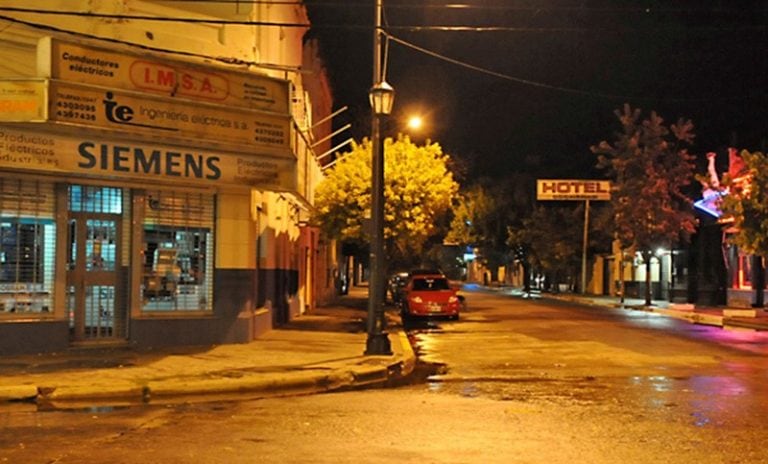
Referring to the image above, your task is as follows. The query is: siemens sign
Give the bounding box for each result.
[537,179,611,201]
[78,141,221,180]
[0,126,295,190]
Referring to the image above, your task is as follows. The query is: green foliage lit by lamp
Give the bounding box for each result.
[314,135,459,264]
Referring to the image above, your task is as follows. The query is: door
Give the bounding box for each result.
[67,213,125,341]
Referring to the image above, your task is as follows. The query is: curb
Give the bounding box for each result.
[544,292,768,331]
[723,317,768,331]
[396,331,416,377]
[0,385,38,402]
[1,329,417,406]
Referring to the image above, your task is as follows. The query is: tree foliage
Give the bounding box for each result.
[591,104,698,304]
[314,135,459,264]
[446,184,497,250]
[448,178,534,280]
[508,205,583,290]
[720,150,768,256]
[591,104,697,252]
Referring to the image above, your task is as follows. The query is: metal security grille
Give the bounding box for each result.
[142,190,214,312]
[144,190,213,228]
[68,185,123,214]
[84,285,115,338]
[67,185,127,341]
[0,178,55,315]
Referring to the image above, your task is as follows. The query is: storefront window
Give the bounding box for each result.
[0,180,55,315]
[141,191,213,312]
[68,185,122,214]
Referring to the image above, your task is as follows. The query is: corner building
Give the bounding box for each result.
[0,1,335,354]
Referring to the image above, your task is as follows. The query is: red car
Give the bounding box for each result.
[401,274,461,320]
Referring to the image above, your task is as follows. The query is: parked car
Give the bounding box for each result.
[409,268,445,277]
[401,273,461,320]
[388,271,410,305]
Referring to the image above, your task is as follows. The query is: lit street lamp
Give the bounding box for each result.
[407,115,423,131]
[365,0,394,355]
[370,81,394,116]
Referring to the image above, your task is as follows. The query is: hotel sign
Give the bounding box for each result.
[537,179,611,201]
[48,80,291,156]
[0,126,295,191]
[37,37,290,114]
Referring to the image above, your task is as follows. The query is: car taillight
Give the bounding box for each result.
[411,296,423,303]
[448,296,458,303]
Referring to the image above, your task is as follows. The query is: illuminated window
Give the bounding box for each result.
[0,179,55,315]
[141,191,213,312]
[736,253,752,290]
[68,185,123,214]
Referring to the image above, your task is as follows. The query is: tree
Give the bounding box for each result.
[508,205,583,292]
[314,135,459,268]
[448,177,534,283]
[591,104,697,305]
[446,184,501,282]
[719,150,768,307]
[446,185,494,248]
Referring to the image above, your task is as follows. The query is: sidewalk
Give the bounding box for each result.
[0,287,415,407]
[500,286,768,331]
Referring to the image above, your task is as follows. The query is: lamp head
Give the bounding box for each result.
[369,80,395,115]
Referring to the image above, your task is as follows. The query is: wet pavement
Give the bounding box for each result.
[2,283,767,408]
[4,286,768,463]
[0,286,415,407]
[498,285,768,331]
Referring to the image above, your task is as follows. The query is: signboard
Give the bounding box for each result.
[48,80,291,156]
[0,126,295,191]
[0,80,47,122]
[38,37,290,114]
[537,179,611,201]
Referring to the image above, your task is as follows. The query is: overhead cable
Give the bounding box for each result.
[1,7,764,32]
[0,14,302,73]
[385,32,767,102]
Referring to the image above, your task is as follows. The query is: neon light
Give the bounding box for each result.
[694,191,726,218]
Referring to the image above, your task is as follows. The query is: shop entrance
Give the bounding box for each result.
[66,186,127,342]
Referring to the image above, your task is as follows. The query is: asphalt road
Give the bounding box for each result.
[2,289,768,463]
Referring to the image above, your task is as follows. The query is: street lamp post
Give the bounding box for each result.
[365,0,393,355]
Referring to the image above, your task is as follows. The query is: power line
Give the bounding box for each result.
[1,7,764,104]
[138,0,768,14]
[0,14,303,73]
[386,33,768,103]
[1,7,765,33]
[0,7,310,27]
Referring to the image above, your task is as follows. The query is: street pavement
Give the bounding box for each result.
[498,285,768,331]
[0,286,415,408]
[2,283,767,408]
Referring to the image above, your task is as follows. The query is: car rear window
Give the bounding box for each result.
[412,278,450,291]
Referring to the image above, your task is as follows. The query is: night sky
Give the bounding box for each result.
[305,1,768,183]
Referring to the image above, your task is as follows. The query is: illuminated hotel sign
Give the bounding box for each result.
[0,126,295,190]
[47,80,291,156]
[37,37,290,114]
[537,179,611,201]
[0,80,47,122]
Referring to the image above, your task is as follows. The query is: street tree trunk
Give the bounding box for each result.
[753,255,765,308]
[644,251,653,306]
[522,261,532,294]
